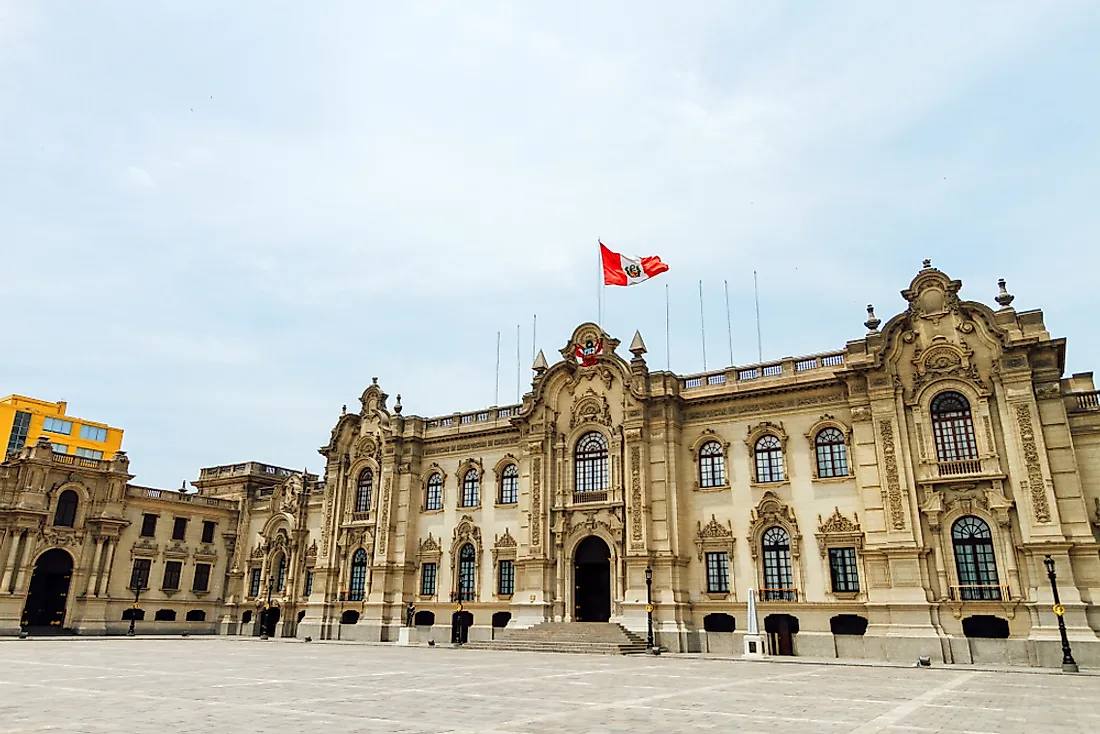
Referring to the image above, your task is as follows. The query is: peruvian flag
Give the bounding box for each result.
[600,241,669,286]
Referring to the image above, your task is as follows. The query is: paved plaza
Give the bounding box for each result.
[0,639,1097,733]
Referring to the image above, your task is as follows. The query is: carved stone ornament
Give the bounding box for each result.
[305,540,318,563]
[570,388,613,430]
[748,491,800,558]
[39,526,85,550]
[492,528,518,563]
[815,507,863,558]
[901,263,962,324]
[911,337,984,394]
[694,514,735,561]
[251,543,265,560]
[879,419,907,530]
[418,533,442,561]
[1014,404,1051,523]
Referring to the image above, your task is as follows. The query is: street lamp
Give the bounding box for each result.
[645,566,654,650]
[1043,555,1078,673]
[260,578,273,640]
[127,574,146,636]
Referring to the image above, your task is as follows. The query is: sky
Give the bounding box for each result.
[1,1,1098,489]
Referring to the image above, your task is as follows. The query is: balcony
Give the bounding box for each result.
[948,584,1009,602]
[916,456,1003,484]
[573,490,609,504]
[759,588,799,602]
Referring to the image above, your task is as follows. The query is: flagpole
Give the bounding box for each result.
[724,279,733,367]
[516,324,520,403]
[665,283,671,372]
[532,314,537,362]
[494,330,501,406]
[754,270,763,363]
[597,240,602,326]
[699,280,707,371]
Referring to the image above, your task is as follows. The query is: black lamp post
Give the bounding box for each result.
[1043,555,1078,673]
[260,578,273,640]
[645,566,654,650]
[127,578,145,636]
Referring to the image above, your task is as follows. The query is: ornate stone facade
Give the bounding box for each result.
[4,263,1100,668]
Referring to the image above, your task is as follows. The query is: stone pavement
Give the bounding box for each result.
[0,638,1096,733]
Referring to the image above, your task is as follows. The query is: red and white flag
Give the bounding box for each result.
[600,241,669,286]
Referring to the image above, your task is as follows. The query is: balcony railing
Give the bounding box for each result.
[759,587,799,602]
[1075,391,1100,411]
[948,584,1009,602]
[937,459,983,476]
[916,456,1002,483]
[351,511,371,523]
[573,490,609,504]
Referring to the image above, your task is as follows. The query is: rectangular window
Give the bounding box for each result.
[6,411,32,453]
[140,513,158,537]
[828,547,860,593]
[75,447,104,459]
[705,552,730,593]
[498,560,515,596]
[42,417,73,435]
[172,517,188,540]
[201,520,216,544]
[130,558,151,589]
[163,560,182,590]
[249,567,262,597]
[51,443,69,454]
[79,424,108,442]
[304,570,313,597]
[420,562,437,596]
[192,563,211,592]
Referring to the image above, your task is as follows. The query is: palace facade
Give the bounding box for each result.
[4,262,1100,667]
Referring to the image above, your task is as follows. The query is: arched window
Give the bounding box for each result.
[461,469,480,507]
[699,441,725,488]
[754,435,785,483]
[761,527,794,601]
[952,516,1001,600]
[53,489,78,527]
[348,548,368,601]
[931,392,978,462]
[500,464,518,504]
[815,428,848,478]
[355,469,373,513]
[274,554,287,593]
[458,543,476,601]
[425,473,443,511]
[575,432,609,493]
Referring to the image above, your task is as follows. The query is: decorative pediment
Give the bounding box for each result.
[570,389,613,429]
[39,526,85,550]
[902,263,962,323]
[911,338,984,393]
[194,545,218,561]
[815,507,863,558]
[818,507,860,535]
[305,540,318,563]
[560,322,620,367]
[164,541,189,559]
[251,543,265,560]
[748,491,800,558]
[353,434,382,464]
[492,528,518,562]
[745,420,788,449]
[920,481,1013,529]
[418,533,442,561]
[694,514,736,562]
[132,538,159,558]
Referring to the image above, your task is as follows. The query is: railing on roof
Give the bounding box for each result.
[126,485,237,509]
[424,404,522,429]
[198,462,303,480]
[52,452,107,470]
[681,351,846,391]
[1071,391,1099,411]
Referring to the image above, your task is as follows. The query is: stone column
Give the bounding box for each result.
[85,537,106,597]
[99,539,118,597]
[2,530,28,593]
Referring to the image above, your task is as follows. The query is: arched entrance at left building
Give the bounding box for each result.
[21,548,74,630]
[574,536,611,622]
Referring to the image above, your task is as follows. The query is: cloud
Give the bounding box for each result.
[122,165,155,189]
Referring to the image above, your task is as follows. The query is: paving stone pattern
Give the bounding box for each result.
[0,639,1097,733]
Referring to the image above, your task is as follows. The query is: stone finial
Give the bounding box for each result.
[371,377,378,385]
[394,394,403,415]
[864,304,881,333]
[995,278,1015,310]
[532,349,549,375]
[922,258,932,270]
[629,330,647,356]
[341,404,347,415]
[180,481,187,493]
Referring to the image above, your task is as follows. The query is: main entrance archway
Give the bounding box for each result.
[21,548,74,630]
[574,536,611,622]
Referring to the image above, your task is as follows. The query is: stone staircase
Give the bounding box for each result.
[464,622,649,655]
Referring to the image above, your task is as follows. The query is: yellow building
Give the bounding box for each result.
[1,395,123,462]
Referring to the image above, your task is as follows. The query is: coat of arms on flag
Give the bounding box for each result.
[600,241,669,286]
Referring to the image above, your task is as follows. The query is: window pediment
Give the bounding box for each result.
[694,515,736,560]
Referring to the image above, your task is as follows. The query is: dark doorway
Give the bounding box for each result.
[261,606,281,637]
[21,549,73,630]
[830,614,868,636]
[962,615,1009,639]
[703,613,736,632]
[764,613,799,656]
[574,536,611,622]
[414,610,435,626]
[451,610,473,644]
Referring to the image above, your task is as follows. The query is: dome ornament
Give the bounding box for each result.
[995,278,1015,310]
[922,258,932,270]
[394,394,403,415]
[864,304,881,333]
